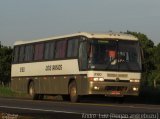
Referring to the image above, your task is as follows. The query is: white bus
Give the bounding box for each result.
[11,32,142,102]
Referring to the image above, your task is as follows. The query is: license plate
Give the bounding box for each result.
[111,91,121,95]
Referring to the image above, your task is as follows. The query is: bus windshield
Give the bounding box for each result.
[88,39,142,72]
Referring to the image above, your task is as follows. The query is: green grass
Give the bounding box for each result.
[0,86,28,98]
[0,86,15,97]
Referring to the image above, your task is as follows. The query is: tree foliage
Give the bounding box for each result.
[154,43,160,70]
[126,31,160,87]
[0,44,13,86]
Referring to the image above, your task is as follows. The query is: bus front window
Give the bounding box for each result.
[118,41,142,71]
[89,40,141,72]
[89,40,118,70]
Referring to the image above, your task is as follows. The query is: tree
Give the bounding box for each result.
[154,43,160,70]
[151,43,160,88]
[126,31,155,87]
[0,44,13,86]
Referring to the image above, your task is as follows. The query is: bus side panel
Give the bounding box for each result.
[11,77,28,93]
[37,77,48,94]
[11,75,90,96]
[38,76,69,94]
[76,75,89,95]
[37,75,89,95]
[57,76,70,94]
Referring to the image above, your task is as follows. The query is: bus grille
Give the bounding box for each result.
[105,86,128,91]
[104,79,129,83]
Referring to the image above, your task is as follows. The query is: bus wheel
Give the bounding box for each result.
[29,81,38,100]
[69,81,79,103]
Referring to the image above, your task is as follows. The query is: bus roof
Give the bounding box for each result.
[14,32,138,46]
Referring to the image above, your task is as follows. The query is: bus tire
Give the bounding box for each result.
[28,81,39,100]
[69,81,80,103]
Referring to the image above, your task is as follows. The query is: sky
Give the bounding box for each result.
[0,0,160,46]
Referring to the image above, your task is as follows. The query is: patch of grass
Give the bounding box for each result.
[0,86,29,98]
[0,86,15,97]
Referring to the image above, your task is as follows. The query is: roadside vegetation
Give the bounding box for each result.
[0,86,28,98]
[0,86,15,97]
[0,31,160,100]
[126,31,160,90]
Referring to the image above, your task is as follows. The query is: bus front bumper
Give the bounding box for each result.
[88,81,140,97]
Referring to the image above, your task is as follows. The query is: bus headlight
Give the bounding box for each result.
[93,78,99,81]
[93,77,104,82]
[94,86,100,90]
[99,78,104,82]
[130,79,140,83]
[133,87,138,91]
[89,77,105,82]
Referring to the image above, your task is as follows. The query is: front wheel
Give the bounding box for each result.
[28,81,40,100]
[69,81,80,103]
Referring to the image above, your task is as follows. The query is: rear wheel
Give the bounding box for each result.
[28,81,40,100]
[69,81,80,102]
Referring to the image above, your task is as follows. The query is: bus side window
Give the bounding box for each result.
[19,45,25,62]
[13,46,19,63]
[24,45,34,62]
[44,41,55,60]
[79,42,87,70]
[67,38,79,58]
[34,43,44,61]
[55,40,67,59]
